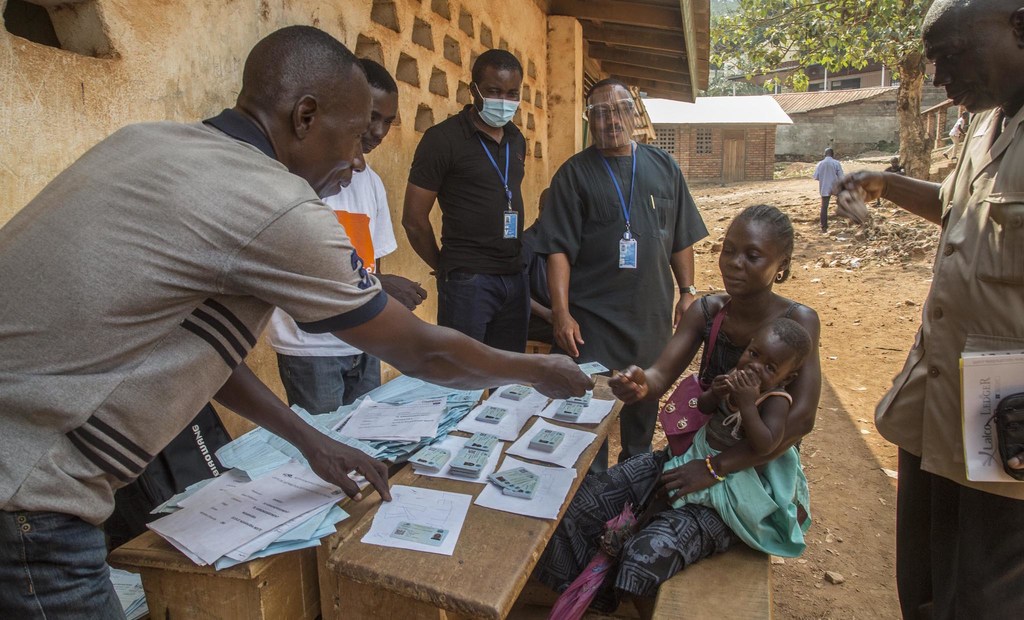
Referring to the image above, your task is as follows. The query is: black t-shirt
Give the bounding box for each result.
[408,105,526,275]
[535,144,708,369]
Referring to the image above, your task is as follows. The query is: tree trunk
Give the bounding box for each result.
[896,52,929,179]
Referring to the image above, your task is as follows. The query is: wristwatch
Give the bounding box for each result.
[682,285,697,295]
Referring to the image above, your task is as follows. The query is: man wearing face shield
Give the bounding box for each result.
[403,50,531,353]
[536,79,708,471]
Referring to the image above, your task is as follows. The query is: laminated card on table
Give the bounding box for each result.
[412,434,504,483]
[475,456,577,520]
[361,485,472,556]
[539,396,616,425]
[506,419,597,469]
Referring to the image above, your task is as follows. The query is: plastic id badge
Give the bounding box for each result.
[503,210,519,239]
[619,237,638,269]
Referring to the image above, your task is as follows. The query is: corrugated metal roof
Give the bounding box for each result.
[771,86,898,114]
[645,96,793,125]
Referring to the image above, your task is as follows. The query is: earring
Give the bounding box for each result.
[775,272,785,283]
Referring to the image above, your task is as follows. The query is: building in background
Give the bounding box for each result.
[646,95,791,183]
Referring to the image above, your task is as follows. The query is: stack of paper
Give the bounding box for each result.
[538,396,616,425]
[411,434,504,482]
[361,485,472,556]
[340,397,447,441]
[506,419,597,469]
[456,385,550,440]
[475,456,578,519]
[148,461,349,569]
[109,568,148,620]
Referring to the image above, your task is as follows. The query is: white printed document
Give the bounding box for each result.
[506,419,597,469]
[148,461,345,565]
[539,397,616,425]
[361,485,472,556]
[474,456,578,520]
[341,397,447,442]
[961,350,1024,482]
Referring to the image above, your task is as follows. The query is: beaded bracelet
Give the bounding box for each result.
[705,455,726,482]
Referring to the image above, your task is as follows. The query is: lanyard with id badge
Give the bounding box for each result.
[600,144,638,269]
[477,137,518,239]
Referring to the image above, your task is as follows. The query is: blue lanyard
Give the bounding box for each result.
[599,144,636,237]
[477,137,513,209]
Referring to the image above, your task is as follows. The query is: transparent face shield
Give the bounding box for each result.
[585,95,637,150]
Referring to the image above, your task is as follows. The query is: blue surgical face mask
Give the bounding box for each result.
[473,83,519,128]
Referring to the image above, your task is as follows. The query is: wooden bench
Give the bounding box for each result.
[652,545,771,619]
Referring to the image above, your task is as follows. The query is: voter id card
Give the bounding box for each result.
[476,405,509,424]
[410,446,451,473]
[619,237,638,269]
[529,429,565,452]
[448,447,490,478]
[502,475,539,499]
[500,385,533,401]
[391,521,448,547]
[465,432,499,453]
[503,210,519,239]
[553,401,584,422]
[567,391,593,406]
[488,467,539,492]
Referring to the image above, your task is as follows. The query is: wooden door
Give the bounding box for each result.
[722,130,746,183]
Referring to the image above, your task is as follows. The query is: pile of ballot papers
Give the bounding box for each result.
[147,462,350,570]
[110,568,148,620]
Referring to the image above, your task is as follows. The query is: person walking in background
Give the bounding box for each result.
[813,147,844,233]
[944,111,970,160]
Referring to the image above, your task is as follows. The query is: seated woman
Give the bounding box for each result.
[535,205,821,615]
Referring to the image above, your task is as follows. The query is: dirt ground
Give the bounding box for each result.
[603,159,939,619]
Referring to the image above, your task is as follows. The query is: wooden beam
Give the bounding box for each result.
[600,61,691,87]
[588,44,687,73]
[609,74,688,94]
[550,0,681,31]
[679,0,711,94]
[638,87,690,100]
[582,23,687,53]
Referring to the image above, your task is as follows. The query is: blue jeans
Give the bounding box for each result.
[437,270,529,353]
[0,511,125,619]
[277,353,382,413]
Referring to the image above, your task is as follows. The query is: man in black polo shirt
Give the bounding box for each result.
[403,49,529,353]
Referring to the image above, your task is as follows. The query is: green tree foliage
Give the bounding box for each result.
[713,0,934,177]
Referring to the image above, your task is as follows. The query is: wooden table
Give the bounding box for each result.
[319,378,622,620]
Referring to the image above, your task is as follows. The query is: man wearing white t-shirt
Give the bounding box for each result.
[268,59,427,412]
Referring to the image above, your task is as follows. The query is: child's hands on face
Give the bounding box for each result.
[725,368,761,407]
[711,374,732,399]
[610,366,648,404]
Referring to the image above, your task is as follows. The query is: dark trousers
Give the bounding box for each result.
[276,353,381,414]
[437,270,529,353]
[591,399,660,473]
[896,449,1024,619]
[820,195,831,231]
